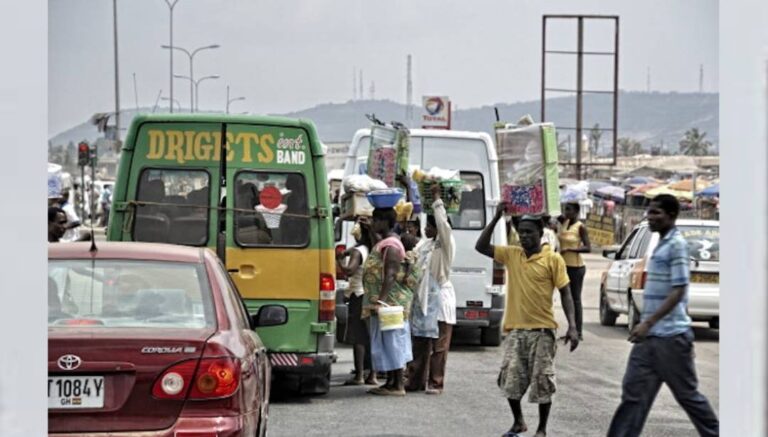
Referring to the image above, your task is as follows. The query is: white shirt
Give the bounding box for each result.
[541,228,559,252]
[346,245,369,297]
[60,202,80,242]
[431,199,457,325]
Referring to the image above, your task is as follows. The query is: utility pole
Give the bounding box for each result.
[369,81,375,100]
[406,54,413,123]
[359,70,363,101]
[699,64,704,93]
[113,0,120,151]
[133,73,139,112]
[353,67,357,101]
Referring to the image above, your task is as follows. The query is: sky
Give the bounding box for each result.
[48,0,718,137]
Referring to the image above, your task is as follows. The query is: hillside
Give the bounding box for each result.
[49,91,718,154]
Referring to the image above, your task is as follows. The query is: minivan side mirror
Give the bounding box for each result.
[251,305,288,328]
[603,249,617,260]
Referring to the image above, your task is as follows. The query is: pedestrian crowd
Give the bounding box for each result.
[337,184,718,437]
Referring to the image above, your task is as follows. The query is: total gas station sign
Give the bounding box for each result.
[421,96,451,129]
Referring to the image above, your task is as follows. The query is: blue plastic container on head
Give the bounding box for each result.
[367,188,404,209]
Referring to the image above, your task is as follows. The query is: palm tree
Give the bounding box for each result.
[679,128,712,156]
[618,137,632,156]
[556,133,569,161]
[589,123,602,158]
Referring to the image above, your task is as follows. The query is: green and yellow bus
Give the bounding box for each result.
[108,114,336,393]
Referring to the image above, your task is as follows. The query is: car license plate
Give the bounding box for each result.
[48,376,105,409]
[691,272,719,283]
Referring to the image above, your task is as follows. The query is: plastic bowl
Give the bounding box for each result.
[367,189,404,209]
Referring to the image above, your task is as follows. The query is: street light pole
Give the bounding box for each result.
[195,75,220,112]
[162,44,219,112]
[161,97,181,112]
[163,0,180,113]
[226,85,246,114]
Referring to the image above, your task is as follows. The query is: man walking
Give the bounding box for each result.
[607,194,718,437]
[476,204,579,437]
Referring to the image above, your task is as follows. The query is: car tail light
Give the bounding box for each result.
[152,360,198,400]
[153,351,241,401]
[189,358,240,399]
[492,262,506,285]
[300,356,315,366]
[335,245,347,280]
[319,273,336,322]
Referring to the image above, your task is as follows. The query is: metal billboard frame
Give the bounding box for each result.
[541,15,619,179]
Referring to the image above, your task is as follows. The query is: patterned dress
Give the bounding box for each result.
[361,238,413,320]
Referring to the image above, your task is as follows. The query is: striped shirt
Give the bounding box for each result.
[642,227,692,337]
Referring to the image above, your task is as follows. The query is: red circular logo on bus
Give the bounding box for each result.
[260,186,283,209]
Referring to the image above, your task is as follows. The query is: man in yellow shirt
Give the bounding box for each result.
[476,204,579,437]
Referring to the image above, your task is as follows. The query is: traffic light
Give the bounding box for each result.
[77,142,90,167]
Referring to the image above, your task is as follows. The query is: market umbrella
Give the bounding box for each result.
[627,182,660,196]
[595,185,626,202]
[622,176,656,188]
[667,178,709,192]
[697,183,719,197]
[644,184,693,201]
[588,180,612,194]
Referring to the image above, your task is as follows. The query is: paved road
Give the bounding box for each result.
[269,253,719,437]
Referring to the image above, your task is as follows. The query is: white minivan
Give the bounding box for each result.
[334,128,508,346]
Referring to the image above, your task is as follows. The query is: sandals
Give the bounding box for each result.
[367,386,406,396]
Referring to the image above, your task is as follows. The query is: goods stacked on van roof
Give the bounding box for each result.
[494,116,561,217]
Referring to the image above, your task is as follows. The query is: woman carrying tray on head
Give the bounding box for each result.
[361,207,414,396]
[558,201,592,341]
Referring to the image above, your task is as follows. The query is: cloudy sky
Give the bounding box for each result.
[48,0,717,136]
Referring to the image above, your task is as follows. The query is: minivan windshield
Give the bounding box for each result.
[48,260,215,329]
[678,225,720,262]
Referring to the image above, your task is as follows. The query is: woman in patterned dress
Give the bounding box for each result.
[361,208,414,396]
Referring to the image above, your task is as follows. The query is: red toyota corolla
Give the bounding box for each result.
[48,242,287,437]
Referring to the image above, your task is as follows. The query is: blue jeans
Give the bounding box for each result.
[607,329,719,437]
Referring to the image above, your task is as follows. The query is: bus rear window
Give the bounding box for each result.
[133,169,210,246]
[234,171,310,247]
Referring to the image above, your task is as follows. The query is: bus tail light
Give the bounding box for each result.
[319,273,336,322]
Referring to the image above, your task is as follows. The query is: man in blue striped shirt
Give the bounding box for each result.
[607,194,718,437]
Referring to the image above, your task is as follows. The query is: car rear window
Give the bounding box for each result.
[48,260,215,329]
[679,225,719,262]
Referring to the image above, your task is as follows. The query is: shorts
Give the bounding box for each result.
[345,294,369,345]
[498,329,557,403]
